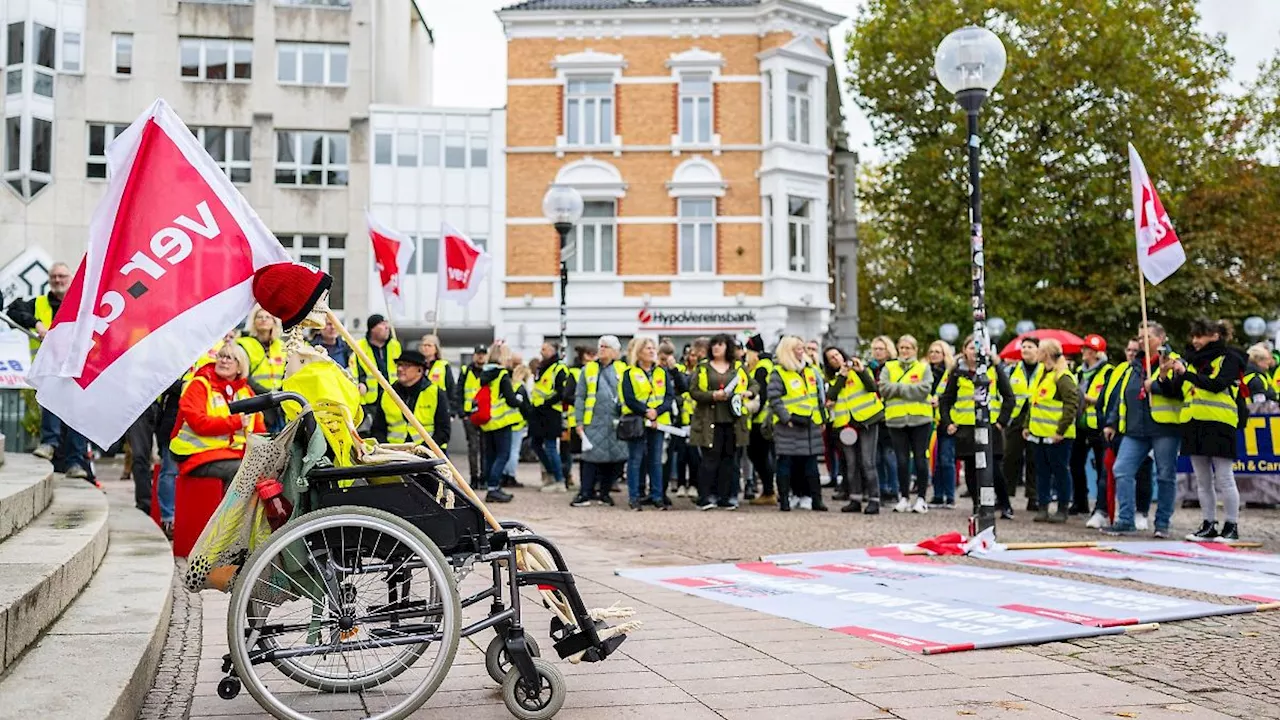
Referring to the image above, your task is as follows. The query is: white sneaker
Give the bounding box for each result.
[912,497,929,514]
[539,483,567,493]
[1086,510,1107,529]
[1135,515,1149,531]
[32,444,54,460]
[680,486,691,498]
[789,495,801,510]
[893,497,910,513]
[799,496,813,511]
[65,466,89,480]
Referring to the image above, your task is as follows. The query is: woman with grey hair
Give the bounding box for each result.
[571,335,630,507]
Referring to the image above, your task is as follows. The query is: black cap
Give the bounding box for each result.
[474,344,489,354]
[367,314,387,330]
[745,334,764,352]
[396,350,427,368]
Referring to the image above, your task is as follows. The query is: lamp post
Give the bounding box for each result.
[542,185,584,354]
[935,26,1006,535]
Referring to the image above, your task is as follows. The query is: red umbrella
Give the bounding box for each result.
[998,329,1086,360]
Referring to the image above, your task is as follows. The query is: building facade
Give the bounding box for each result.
[367,105,504,347]
[0,0,432,326]
[496,0,843,354]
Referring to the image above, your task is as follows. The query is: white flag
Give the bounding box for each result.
[1129,143,1186,285]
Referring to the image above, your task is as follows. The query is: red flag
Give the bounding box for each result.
[439,221,491,304]
[367,212,413,313]
[1129,144,1185,285]
[27,99,290,446]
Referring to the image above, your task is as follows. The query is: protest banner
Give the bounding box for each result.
[1104,541,1280,577]
[1178,407,1280,505]
[0,330,31,388]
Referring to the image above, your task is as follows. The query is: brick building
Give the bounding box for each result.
[495,0,843,353]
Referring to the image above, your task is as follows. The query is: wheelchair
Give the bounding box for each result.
[212,391,629,720]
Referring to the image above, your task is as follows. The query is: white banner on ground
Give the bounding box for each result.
[617,559,1123,654]
[981,547,1280,604]
[760,547,1251,627]
[1101,541,1280,578]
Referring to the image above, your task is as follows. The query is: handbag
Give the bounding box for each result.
[617,415,645,441]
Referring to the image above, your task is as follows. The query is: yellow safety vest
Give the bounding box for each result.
[582,360,627,426]
[696,361,749,417]
[348,338,402,405]
[1029,370,1077,440]
[751,358,774,425]
[931,366,951,423]
[461,365,483,413]
[830,369,883,427]
[1077,362,1115,430]
[383,382,443,444]
[566,366,581,429]
[237,336,287,392]
[29,295,54,352]
[772,365,823,425]
[426,358,450,387]
[481,369,523,432]
[169,376,254,456]
[622,365,671,425]
[1110,355,1184,432]
[950,368,1002,427]
[883,360,931,423]
[1008,362,1044,419]
[532,361,567,410]
[1181,356,1238,428]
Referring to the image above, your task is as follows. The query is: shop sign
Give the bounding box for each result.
[637,308,757,329]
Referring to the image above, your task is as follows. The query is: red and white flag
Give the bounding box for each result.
[27,99,290,447]
[438,222,491,305]
[1129,143,1185,285]
[367,212,414,313]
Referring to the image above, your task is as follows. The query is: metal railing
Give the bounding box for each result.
[0,390,31,453]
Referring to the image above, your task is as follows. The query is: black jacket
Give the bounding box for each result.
[478,365,528,421]
[1173,340,1245,459]
[393,376,451,448]
[939,360,1016,457]
[6,292,62,329]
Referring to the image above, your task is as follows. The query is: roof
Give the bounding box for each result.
[502,0,761,10]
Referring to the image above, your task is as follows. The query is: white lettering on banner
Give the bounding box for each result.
[447,267,471,284]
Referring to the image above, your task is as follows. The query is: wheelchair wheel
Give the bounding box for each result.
[228,506,461,720]
[485,633,541,684]
[501,658,566,720]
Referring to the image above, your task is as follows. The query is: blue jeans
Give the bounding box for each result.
[505,428,525,477]
[626,428,665,503]
[158,448,178,522]
[1033,439,1073,511]
[877,440,898,496]
[1113,434,1180,530]
[532,436,565,484]
[482,428,514,491]
[40,408,89,471]
[933,432,956,502]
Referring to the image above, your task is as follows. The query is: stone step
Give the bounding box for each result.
[0,490,173,720]
[0,455,56,543]
[0,475,109,673]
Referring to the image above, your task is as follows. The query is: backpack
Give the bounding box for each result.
[470,385,493,427]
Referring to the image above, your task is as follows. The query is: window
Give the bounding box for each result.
[7,23,23,65]
[277,43,348,86]
[5,115,54,199]
[180,38,252,81]
[763,196,774,273]
[33,71,52,98]
[61,31,81,73]
[564,77,613,146]
[276,235,346,309]
[470,136,488,168]
[787,196,812,273]
[410,237,438,274]
[374,132,392,165]
[786,72,812,144]
[86,123,128,179]
[276,0,352,6]
[422,134,440,167]
[194,127,251,182]
[765,71,773,141]
[570,201,616,274]
[113,34,132,75]
[275,130,348,186]
[678,199,715,274]
[33,24,54,69]
[679,73,713,144]
[5,70,20,95]
[30,119,51,174]
[444,133,465,168]
[396,131,417,167]
[5,117,19,172]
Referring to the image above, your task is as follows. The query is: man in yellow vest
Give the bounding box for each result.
[456,344,489,489]
[9,263,92,480]
[382,350,450,449]
[1003,337,1043,511]
[1071,334,1114,523]
[1102,321,1183,537]
[350,314,401,438]
[530,341,569,492]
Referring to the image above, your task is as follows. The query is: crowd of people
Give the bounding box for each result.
[9,262,1279,543]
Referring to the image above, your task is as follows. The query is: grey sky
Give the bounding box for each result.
[429,1,1278,164]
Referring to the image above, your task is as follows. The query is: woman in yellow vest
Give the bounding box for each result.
[169,343,265,487]
[767,335,827,512]
[417,334,456,410]
[926,339,957,508]
[940,335,1016,519]
[503,360,533,484]
[620,336,673,511]
[1023,338,1080,523]
[823,346,884,515]
[1245,344,1279,404]
[1176,319,1246,542]
[237,306,287,433]
[475,342,527,504]
[878,335,934,514]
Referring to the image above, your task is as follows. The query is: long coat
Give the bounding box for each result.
[573,361,629,464]
[687,360,751,449]
[767,366,826,457]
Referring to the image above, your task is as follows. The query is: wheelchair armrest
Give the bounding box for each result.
[307,458,450,483]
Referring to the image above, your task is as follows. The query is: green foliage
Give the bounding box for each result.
[849,0,1280,351]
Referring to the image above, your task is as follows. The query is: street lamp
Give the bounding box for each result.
[935,25,1006,535]
[542,185,584,355]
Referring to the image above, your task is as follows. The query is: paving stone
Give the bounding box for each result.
[671,671,828,695]
[993,673,1180,708]
[697,686,867,711]
[889,702,1077,720]
[648,657,802,680]
[1060,704,1240,720]
[717,701,896,720]
[859,686,1026,711]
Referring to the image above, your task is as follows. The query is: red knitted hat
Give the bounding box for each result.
[252,262,332,330]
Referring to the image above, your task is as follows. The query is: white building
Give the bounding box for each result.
[0,0,433,325]
[367,105,504,347]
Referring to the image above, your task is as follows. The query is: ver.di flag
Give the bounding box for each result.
[26,98,290,447]
[367,212,414,313]
[438,221,491,304]
[1129,143,1186,285]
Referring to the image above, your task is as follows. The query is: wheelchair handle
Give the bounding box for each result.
[229,391,310,415]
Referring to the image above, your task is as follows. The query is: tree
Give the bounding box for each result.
[847,0,1280,350]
